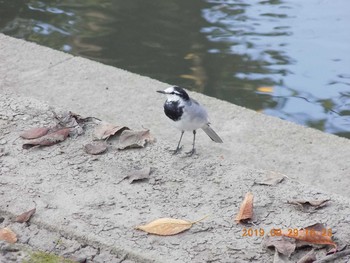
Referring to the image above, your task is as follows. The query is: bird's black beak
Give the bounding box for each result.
[157,90,166,94]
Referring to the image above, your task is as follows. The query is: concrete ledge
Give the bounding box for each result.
[1,33,350,197]
[1,34,350,262]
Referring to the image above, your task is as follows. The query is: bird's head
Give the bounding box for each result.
[157,86,190,102]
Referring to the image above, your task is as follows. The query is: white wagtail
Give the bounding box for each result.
[157,86,223,155]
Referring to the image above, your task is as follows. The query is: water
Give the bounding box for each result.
[1,0,350,137]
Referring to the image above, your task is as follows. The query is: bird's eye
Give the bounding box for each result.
[171,92,175,95]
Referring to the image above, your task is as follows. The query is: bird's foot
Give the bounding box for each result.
[185,148,196,157]
[170,146,183,155]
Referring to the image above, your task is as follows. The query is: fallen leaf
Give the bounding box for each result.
[297,249,316,263]
[14,208,36,223]
[287,199,330,210]
[53,111,87,138]
[118,167,151,184]
[263,235,296,257]
[0,228,17,243]
[94,122,129,140]
[257,86,274,93]
[84,141,108,155]
[22,128,70,149]
[281,223,336,247]
[235,192,254,223]
[135,216,207,236]
[20,127,49,139]
[256,171,285,186]
[118,129,154,150]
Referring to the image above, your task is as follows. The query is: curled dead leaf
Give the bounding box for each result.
[53,111,85,138]
[281,223,336,247]
[235,192,254,223]
[0,227,17,243]
[287,199,330,210]
[22,128,70,149]
[94,122,129,140]
[20,127,49,139]
[118,129,154,150]
[118,167,151,184]
[256,171,285,186]
[263,235,296,257]
[14,208,36,223]
[135,216,208,236]
[84,141,108,155]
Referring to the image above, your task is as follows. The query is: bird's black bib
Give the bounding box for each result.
[164,101,184,121]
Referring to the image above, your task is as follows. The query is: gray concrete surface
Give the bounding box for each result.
[1,34,350,262]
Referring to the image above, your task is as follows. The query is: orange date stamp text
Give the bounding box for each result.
[242,227,332,237]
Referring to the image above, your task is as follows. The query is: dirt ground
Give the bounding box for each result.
[1,92,350,263]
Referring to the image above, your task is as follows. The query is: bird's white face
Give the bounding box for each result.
[161,87,182,102]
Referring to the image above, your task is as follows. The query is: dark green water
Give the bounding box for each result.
[1,0,350,137]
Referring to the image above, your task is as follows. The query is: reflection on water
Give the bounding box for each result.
[1,0,350,137]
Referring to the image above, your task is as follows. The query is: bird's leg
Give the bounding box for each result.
[186,130,196,156]
[171,131,184,154]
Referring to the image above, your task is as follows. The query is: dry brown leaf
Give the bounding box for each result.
[14,208,36,223]
[135,216,207,236]
[22,128,70,149]
[15,208,36,223]
[0,227,17,243]
[84,141,108,155]
[118,167,151,184]
[287,199,330,210]
[53,111,85,138]
[281,223,336,247]
[263,235,296,257]
[20,127,49,139]
[94,122,129,140]
[118,129,154,150]
[235,192,254,223]
[256,171,285,186]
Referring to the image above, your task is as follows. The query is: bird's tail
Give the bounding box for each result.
[202,124,223,143]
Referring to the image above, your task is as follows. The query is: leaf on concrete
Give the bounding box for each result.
[235,192,254,223]
[84,141,108,155]
[135,216,207,236]
[53,111,86,138]
[20,127,49,139]
[0,227,17,243]
[287,199,330,210]
[281,223,336,247]
[22,128,70,149]
[263,235,296,257]
[94,122,129,140]
[120,167,151,184]
[256,171,286,186]
[118,129,154,150]
[14,208,36,223]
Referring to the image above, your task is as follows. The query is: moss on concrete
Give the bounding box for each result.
[23,251,76,263]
